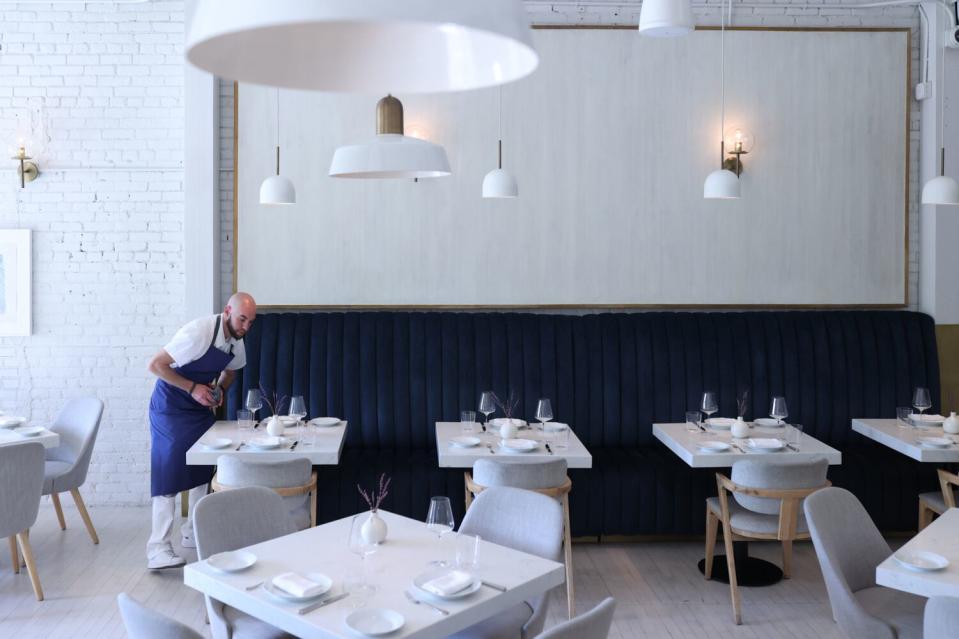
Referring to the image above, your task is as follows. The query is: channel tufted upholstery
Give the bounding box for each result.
[227,310,942,535]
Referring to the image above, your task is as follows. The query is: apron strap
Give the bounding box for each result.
[214,314,237,356]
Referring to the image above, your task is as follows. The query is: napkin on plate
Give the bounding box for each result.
[272,572,325,598]
[421,570,473,597]
[747,438,783,448]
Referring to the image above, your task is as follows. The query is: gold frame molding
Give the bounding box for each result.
[232,26,912,310]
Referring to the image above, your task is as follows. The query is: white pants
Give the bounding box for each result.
[146,483,208,558]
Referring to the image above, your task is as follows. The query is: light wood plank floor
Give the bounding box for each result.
[0,505,857,638]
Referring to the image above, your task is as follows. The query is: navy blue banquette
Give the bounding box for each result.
[227,310,941,536]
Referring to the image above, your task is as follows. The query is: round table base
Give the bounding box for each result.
[697,556,783,587]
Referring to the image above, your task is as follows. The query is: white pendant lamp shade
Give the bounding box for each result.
[922,175,959,205]
[639,0,695,37]
[483,168,518,198]
[186,0,538,94]
[703,169,741,199]
[260,174,295,205]
[330,96,451,180]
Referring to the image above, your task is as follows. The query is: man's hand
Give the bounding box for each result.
[191,384,217,407]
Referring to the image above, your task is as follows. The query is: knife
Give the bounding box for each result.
[545,443,554,455]
[289,440,299,451]
[481,580,507,592]
[296,592,349,615]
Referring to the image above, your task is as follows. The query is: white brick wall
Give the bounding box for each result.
[0,2,185,505]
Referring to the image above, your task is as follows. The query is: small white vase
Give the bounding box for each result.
[266,415,285,437]
[731,416,750,439]
[361,510,388,544]
[944,412,959,434]
[500,420,519,440]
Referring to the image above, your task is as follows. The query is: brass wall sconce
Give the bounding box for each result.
[13,145,39,189]
[722,127,754,177]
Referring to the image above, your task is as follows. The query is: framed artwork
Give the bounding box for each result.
[0,230,31,336]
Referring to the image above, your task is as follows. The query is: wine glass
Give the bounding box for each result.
[245,389,263,422]
[770,396,788,425]
[426,496,455,567]
[348,514,378,601]
[701,392,718,426]
[535,399,553,432]
[479,391,496,433]
[289,395,307,438]
[913,387,932,420]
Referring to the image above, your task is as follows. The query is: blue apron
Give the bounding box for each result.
[149,316,236,497]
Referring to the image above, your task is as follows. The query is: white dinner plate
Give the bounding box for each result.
[449,436,481,448]
[489,418,527,428]
[544,422,569,432]
[747,438,786,452]
[500,438,539,453]
[345,608,405,636]
[753,417,786,428]
[706,417,736,430]
[206,550,257,573]
[200,437,232,449]
[698,440,731,452]
[412,569,482,600]
[894,550,949,572]
[310,417,341,428]
[911,414,945,428]
[917,436,952,449]
[15,426,44,437]
[0,416,26,428]
[247,436,285,450]
[264,573,333,602]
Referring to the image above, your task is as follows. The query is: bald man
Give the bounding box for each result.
[144,293,257,569]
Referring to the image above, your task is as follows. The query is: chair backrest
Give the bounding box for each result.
[938,469,959,508]
[924,597,959,639]
[730,457,828,514]
[460,486,564,562]
[193,486,296,559]
[216,456,312,529]
[47,397,104,477]
[0,442,45,539]
[535,597,616,639]
[117,593,203,639]
[472,458,568,491]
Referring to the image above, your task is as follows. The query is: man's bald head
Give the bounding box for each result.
[224,292,257,339]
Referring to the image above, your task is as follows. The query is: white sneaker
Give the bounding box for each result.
[180,531,196,549]
[148,547,186,570]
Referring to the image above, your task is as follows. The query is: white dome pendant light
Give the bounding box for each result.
[704,0,741,200]
[922,20,959,205]
[329,95,451,180]
[259,89,295,205]
[187,0,539,94]
[639,0,694,38]
[483,87,518,198]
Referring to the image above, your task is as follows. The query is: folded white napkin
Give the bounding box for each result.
[272,572,325,598]
[911,414,945,422]
[748,438,783,448]
[421,570,474,597]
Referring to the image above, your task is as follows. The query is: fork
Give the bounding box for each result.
[405,590,449,616]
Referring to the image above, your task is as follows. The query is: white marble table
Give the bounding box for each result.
[0,426,60,449]
[877,507,959,598]
[186,420,348,465]
[652,422,842,468]
[851,418,959,463]
[435,422,593,469]
[184,510,564,639]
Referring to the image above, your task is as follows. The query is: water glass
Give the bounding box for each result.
[237,409,253,431]
[685,410,701,433]
[789,423,804,449]
[455,533,481,574]
[461,410,476,434]
[897,406,913,429]
[552,424,570,450]
[302,421,317,448]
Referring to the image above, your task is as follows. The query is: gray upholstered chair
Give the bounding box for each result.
[212,455,316,529]
[804,487,924,639]
[466,458,575,618]
[1,441,45,600]
[449,486,564,639]
[705,457,829,624]
[43,397,104,544]
[117,593,204,639]
[535,597,616,639]
[918,468,958,530]
[194,487,296,639]
[924,596,959,639]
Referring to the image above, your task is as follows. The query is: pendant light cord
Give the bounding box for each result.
[719,0,731,167]
[939,12,947,176]
[498,86,504,169]
[275,89,281,176]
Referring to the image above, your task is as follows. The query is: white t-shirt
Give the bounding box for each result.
[163,314,247,371]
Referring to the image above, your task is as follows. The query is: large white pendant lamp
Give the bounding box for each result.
[921,17,959,206]
[186,0,538,94]
[639,0,694,38]
[483,87,518,198]
[704,0,741,200]
[329,95,451,180]
[259,89,295,205]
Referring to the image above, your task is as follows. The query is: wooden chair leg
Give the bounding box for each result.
[561,493,574,619]
[17,530,43,601]
[309,489,317,528]
[70,488,99,545]
[463,472,473,510]
[8,535,19,575]
[704,505,719,580]
[782,539,793,579]
[918,501,935,531]
[51,493,66,531]
[720,517,742,625]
